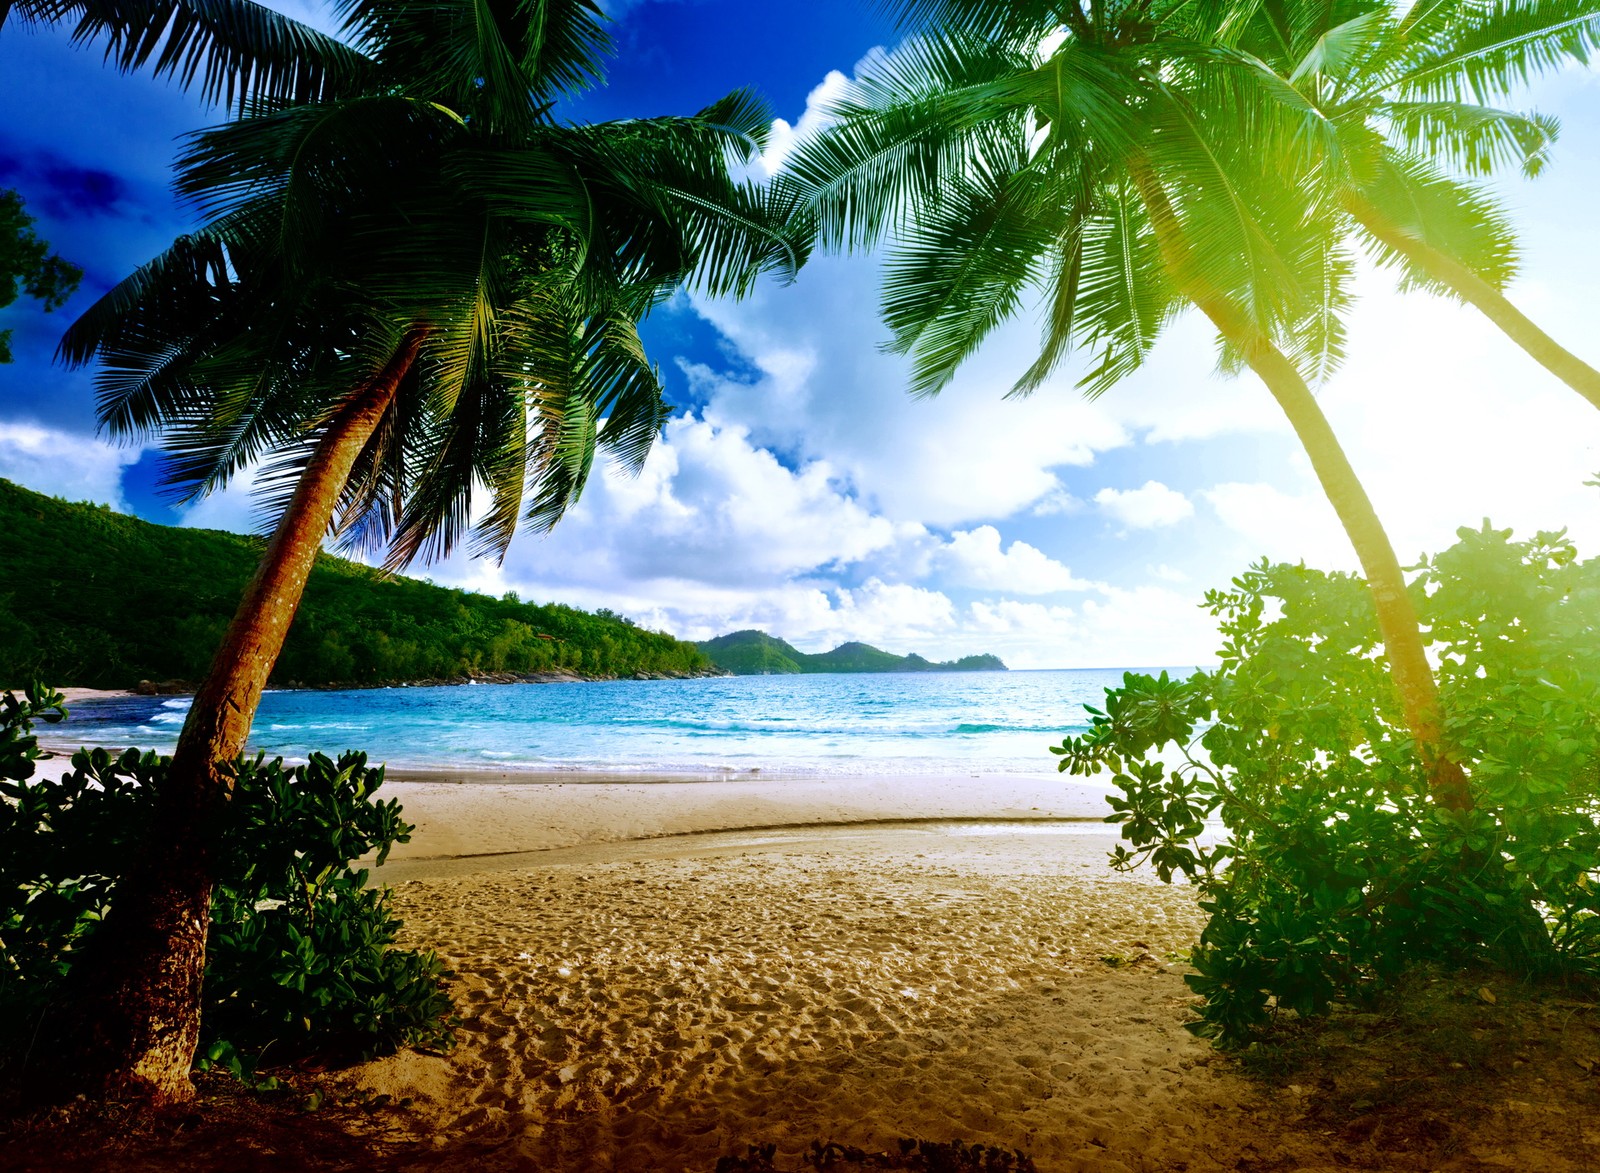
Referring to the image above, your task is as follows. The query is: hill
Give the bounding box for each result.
[0,478,713,689]
[697,630,1006,675]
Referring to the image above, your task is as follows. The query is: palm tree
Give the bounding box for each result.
[1223,0,1600,411]
[784,1,1469,806]
[1,0,366,108]
[42,0,803,1105]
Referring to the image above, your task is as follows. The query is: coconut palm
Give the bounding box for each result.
[1,0,366,108]
[1223,0,1600,411]
[46,0,803,1105]
[786,1,1469,807]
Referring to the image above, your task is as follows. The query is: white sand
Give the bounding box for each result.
[353,776,1600,1173]
[361,825,1258,1173]
[349,777,1294,1172]
[376,770,1119,862]
[52,687,134,703]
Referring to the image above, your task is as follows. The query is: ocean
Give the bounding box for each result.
[57,668,1195,778]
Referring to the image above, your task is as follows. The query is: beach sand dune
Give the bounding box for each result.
[357,827,1267,1173]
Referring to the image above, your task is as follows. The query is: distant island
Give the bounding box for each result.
[0,478,714,690]
[697,629,1006,675]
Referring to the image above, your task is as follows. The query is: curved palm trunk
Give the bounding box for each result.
[1343,191,1600,414]
[38,329,425,1106]
[1128,161,1470,810]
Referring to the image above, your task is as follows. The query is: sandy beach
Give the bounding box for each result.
[322,776,1600,1173]
[360,818,1234,1173]
[374,770,1119,864]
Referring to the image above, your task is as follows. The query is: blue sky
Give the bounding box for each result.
[2,3,1599,668]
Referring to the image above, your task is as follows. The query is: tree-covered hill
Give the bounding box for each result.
[0,479,712,689]
[698,629,1006,675]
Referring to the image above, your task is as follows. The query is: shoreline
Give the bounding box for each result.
[40,670,730,702]
[374,768,1118,864]
[53,686,137,703]
[39,660,1036,703]
[28,738,1121,864]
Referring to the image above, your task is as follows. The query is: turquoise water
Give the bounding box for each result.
[61,668,1194,778]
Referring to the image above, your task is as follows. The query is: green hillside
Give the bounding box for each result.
[698,629,1006,675]
[0,479,712,689]
[696,630,806,674]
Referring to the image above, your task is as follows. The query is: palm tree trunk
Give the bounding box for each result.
[36,329,425,1107]
[1128,161,1470,810]
[1343,190,1600,413]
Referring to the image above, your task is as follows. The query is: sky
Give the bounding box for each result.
[2,3,1599,670]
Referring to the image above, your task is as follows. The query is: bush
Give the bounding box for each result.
[0,685,455,1079]
[1052,523,1600,1045]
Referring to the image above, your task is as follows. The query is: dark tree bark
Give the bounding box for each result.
[1130,161,1471,810]
[1344,191,1600,414]
[35,329,426,1106]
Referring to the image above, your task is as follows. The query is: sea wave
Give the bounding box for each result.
[53,667,1153,777]
[267,722,369,732]
[606,716,1076,737]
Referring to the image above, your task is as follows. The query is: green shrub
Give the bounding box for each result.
[1053,524,1600,1045]
[0,685,455,1078]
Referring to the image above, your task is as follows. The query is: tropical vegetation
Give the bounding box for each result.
[1223,0,1600,412]
[7,0,1600,1119]
[788,0,1600,812]
[0,0,364,109]
[24,0,803,1106]
[0,188,79,364]
[0,478,711,688]
[699,629,1004,675]
[1054,524,1600,1044]
[784,0,1464,807]
[1,685,453,1086]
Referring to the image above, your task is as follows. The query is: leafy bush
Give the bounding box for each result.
[1053,524,1600,1045]
[0,685,455,1077]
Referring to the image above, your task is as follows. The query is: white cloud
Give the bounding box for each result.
[1203,482,1352,569]
[967,585,1220,670]
[180,466,270,535]
[507,413,915,587]
[689,254,1133,526]
[0,422,138,511]
[1310,281,1600,562]
[753,69,851,179]
[1094,480,1194,530]
[938,525,1094,594]
[1030,488,1085,516]
[825,578,957,646]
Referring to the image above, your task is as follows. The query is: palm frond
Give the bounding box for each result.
[1,0,377,109]
[1353,148,1520,291]
[875,0,1062,43]
[1380,0,1600,104]
[879,157,1052,397]
[1072,184,1180,399]
[1378,98,1558,177]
